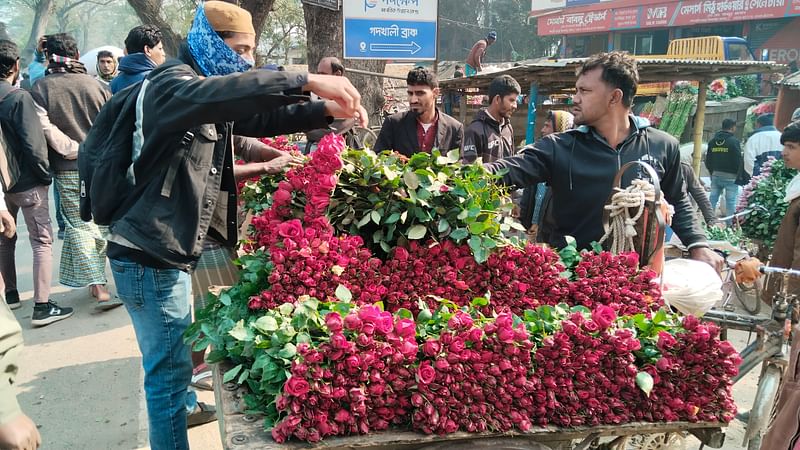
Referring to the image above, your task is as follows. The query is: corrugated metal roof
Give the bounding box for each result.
[439,59,785,94]
[778,71,800,88]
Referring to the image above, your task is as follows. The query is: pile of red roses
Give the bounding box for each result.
[635,315,740,423]
[268,302,740,443]
[270,305,418,443]
[412,311,537,434]
[568,251,663,316]
[246,135,664,318]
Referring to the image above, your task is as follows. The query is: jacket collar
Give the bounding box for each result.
[571,114,648,149]
[752,125,778,135]
[404,108,445,148]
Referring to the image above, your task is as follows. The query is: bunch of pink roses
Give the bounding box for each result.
[270,305,418,442]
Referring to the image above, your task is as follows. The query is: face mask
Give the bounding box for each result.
[241,55,255,67]
[187,3,254,76]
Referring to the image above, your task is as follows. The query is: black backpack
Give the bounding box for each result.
[78,81,143,225]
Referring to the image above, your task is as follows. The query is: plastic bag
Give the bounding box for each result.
[661,259,722,317]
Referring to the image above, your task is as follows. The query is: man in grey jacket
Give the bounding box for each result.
[31,33,115,313]
[486,52,723,272]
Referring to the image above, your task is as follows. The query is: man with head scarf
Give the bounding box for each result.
[519,110,574,239]
[100,2,365,448]
[95,50,117,85]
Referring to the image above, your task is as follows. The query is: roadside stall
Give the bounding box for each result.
[439,59,783,174]
[775,71,800,130]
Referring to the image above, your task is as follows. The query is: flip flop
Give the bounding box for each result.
[95,297,124,311]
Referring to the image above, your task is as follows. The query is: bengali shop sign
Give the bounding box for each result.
[538,9,612,35]
[538,0,796,34]
[672,0,788,25]
[612,7,640,29]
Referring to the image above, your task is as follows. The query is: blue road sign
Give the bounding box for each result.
[344,18,437,60]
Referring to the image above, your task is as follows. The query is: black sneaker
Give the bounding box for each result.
[31,301,73,327]
[5,290,20,310]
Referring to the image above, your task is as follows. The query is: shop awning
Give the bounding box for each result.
[439,58,785,94]
[778,71,800,89]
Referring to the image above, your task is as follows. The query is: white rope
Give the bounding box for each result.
[598,179,657,255]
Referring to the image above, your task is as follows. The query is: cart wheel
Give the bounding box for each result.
[625,432,686,450]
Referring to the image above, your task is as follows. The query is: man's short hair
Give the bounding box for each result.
[97,50,114,61]
[329,58,344,75]
[577,51,639,108]
[0,39,19,79]
[407,67,437,89]
[756,113,774,127]
[488,75,521,102]
[124,25,162,55]
[781,122,800,145]
[722,118,736,130]
[45,33,79,59]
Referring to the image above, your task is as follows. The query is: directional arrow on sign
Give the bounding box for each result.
[368,42,422,55]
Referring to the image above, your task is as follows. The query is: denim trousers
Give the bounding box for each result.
[709,175,739,223]
[110,257,197,450]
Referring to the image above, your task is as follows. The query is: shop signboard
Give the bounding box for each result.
[538,0,797,34]
[538,9,612,35]
[672,0,788,25]
[343,0,438,60]
[612,7,640,29]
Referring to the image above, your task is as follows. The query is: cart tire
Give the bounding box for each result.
[625,432,685,449]
[744,364,782,448]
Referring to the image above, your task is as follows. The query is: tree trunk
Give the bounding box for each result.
[303,3,386,127]
[236,0,276,44]
[126,0,182,56]
[22,0,54,64]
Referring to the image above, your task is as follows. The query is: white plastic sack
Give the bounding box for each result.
[661,259,722,317]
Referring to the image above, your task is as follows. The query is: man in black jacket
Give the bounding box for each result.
[486,52,722,272]
[103,2,366,449]
[462,74,520,164]
[0,40,57,319]
[705,118,743,224]
[374,67,463,156]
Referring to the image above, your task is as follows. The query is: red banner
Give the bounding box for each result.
[538,0,797,34]
[538,9,613,35]
[672,0,788,25]
[612,7,640,29]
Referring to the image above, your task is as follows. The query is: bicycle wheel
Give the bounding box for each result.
[353,126,379,149]
[734,276,763,315]
[744,363,782,449]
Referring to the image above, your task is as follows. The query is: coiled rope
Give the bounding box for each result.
[598,179,656,255]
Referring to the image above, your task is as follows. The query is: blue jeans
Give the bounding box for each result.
[110,257,196,450]
[709,176,739,224]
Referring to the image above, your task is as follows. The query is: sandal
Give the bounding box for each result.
[191,363,213,391]
[187,401,217,428]
[91,285,124,311]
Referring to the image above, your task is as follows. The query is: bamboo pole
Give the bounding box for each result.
[692,80,708,175]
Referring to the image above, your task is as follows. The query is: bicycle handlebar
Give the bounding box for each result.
[759,266,800,277]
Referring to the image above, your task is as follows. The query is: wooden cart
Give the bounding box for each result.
[213,363,727,450]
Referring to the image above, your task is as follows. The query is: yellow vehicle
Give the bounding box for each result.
[636,36,755,95]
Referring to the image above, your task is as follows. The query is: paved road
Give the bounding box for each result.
[4,191,773,449]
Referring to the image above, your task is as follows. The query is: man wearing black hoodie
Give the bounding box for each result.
[486,52,722,272]
[462,74,520,164]
[705,118,742,223]
[110,25,166,94]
